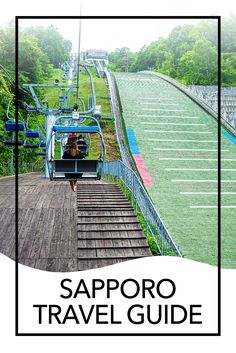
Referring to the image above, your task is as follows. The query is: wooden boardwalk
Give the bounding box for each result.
[0,172,151,271]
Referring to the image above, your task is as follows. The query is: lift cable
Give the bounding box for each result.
[75,4,82,107]
[0,64,15,83]
[0,63,37,102]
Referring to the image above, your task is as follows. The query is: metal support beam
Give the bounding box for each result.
[22,83,77,115]
[28,85,42,111]
[45,115,56,178]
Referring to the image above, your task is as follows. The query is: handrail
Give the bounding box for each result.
[141,70,236,137]
[103,160,183,257]
[104,68,138,171]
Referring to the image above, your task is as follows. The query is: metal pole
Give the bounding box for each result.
[76,6,82,104]
[145,196,148,239]
[124,167,127,196]
[135,181,138,214]
[131,173,134,206]
[10,148,14,175]
[116,161,119,185]
[45,114,55,178]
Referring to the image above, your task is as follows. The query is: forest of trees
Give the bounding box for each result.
[0,23,72,175]
[108,16,236,86]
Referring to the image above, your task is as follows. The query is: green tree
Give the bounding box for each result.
[19,32,53,83]
[158,51,176,77]
[134,45,149,71]
[0,23,73,176]
[0,70,14,175]
[167,25,195,64]
[153,38,169,71]
[24,26,72,67]
[177,38,217,85]
[190,20,218,47]
[127,52,138,72]
[0,27,15,72]
[221,53,236,85]
[108,17,235,86]
[108,47,131,71]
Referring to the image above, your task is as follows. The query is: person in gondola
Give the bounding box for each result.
[66,133,88,158]
[67,133,86,146]
[62,141,83,192]
[67,133,77,145]
[77,134,86,145]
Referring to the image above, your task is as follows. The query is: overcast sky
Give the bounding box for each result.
[1,0,235,53]
[18,18,207,53]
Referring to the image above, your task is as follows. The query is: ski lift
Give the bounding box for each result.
[5,119,25,131]
[39,141,46,148]
[25,130,40,138]
[24,115,40,148]
[24,131,40,148]
[24,143,39,149]
[47,115,106,181]
[3,138,24,146]
[3,119,25,146]
[35,152,46,157]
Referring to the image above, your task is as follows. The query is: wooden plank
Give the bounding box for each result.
[29,208,49,259]
[39,208,56,259]
[63,183,72,210]
[0,208,14,244]
[77,230,144,238]
[34,189,49,209]
[0,194,12,207]
[18,209,38,259]
[68,207,77,259]
[58,208,70,259]
[60,208,71,243]
[68,258,78,272]
[57,241,69,259]
[9,208,32,259]
[58,258,70,272]
[97,248,128,258]
[50,184,65,209]
[77,220,140,225]
[18,208,35,237]
[77,206,134,210]
[132,248,152,256]
[49,242,58,259]
[77,200,130,203]
[77,249,97,258]
[77,259,93,271]
[77,225,142,232]
[49,208,63,258]
[77,194,125,197]
[46,258,58,272]
[129,238,149,246]
[4,195,15,208]
[77,212,136,217]
[77,239,87,247]
[77,194,126,197]
[19,258,36,268]
[35,258,48,271]
[78,255,144,260]
[18,208,41,259]
[77,245,150,250]
[0,208,16,257]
